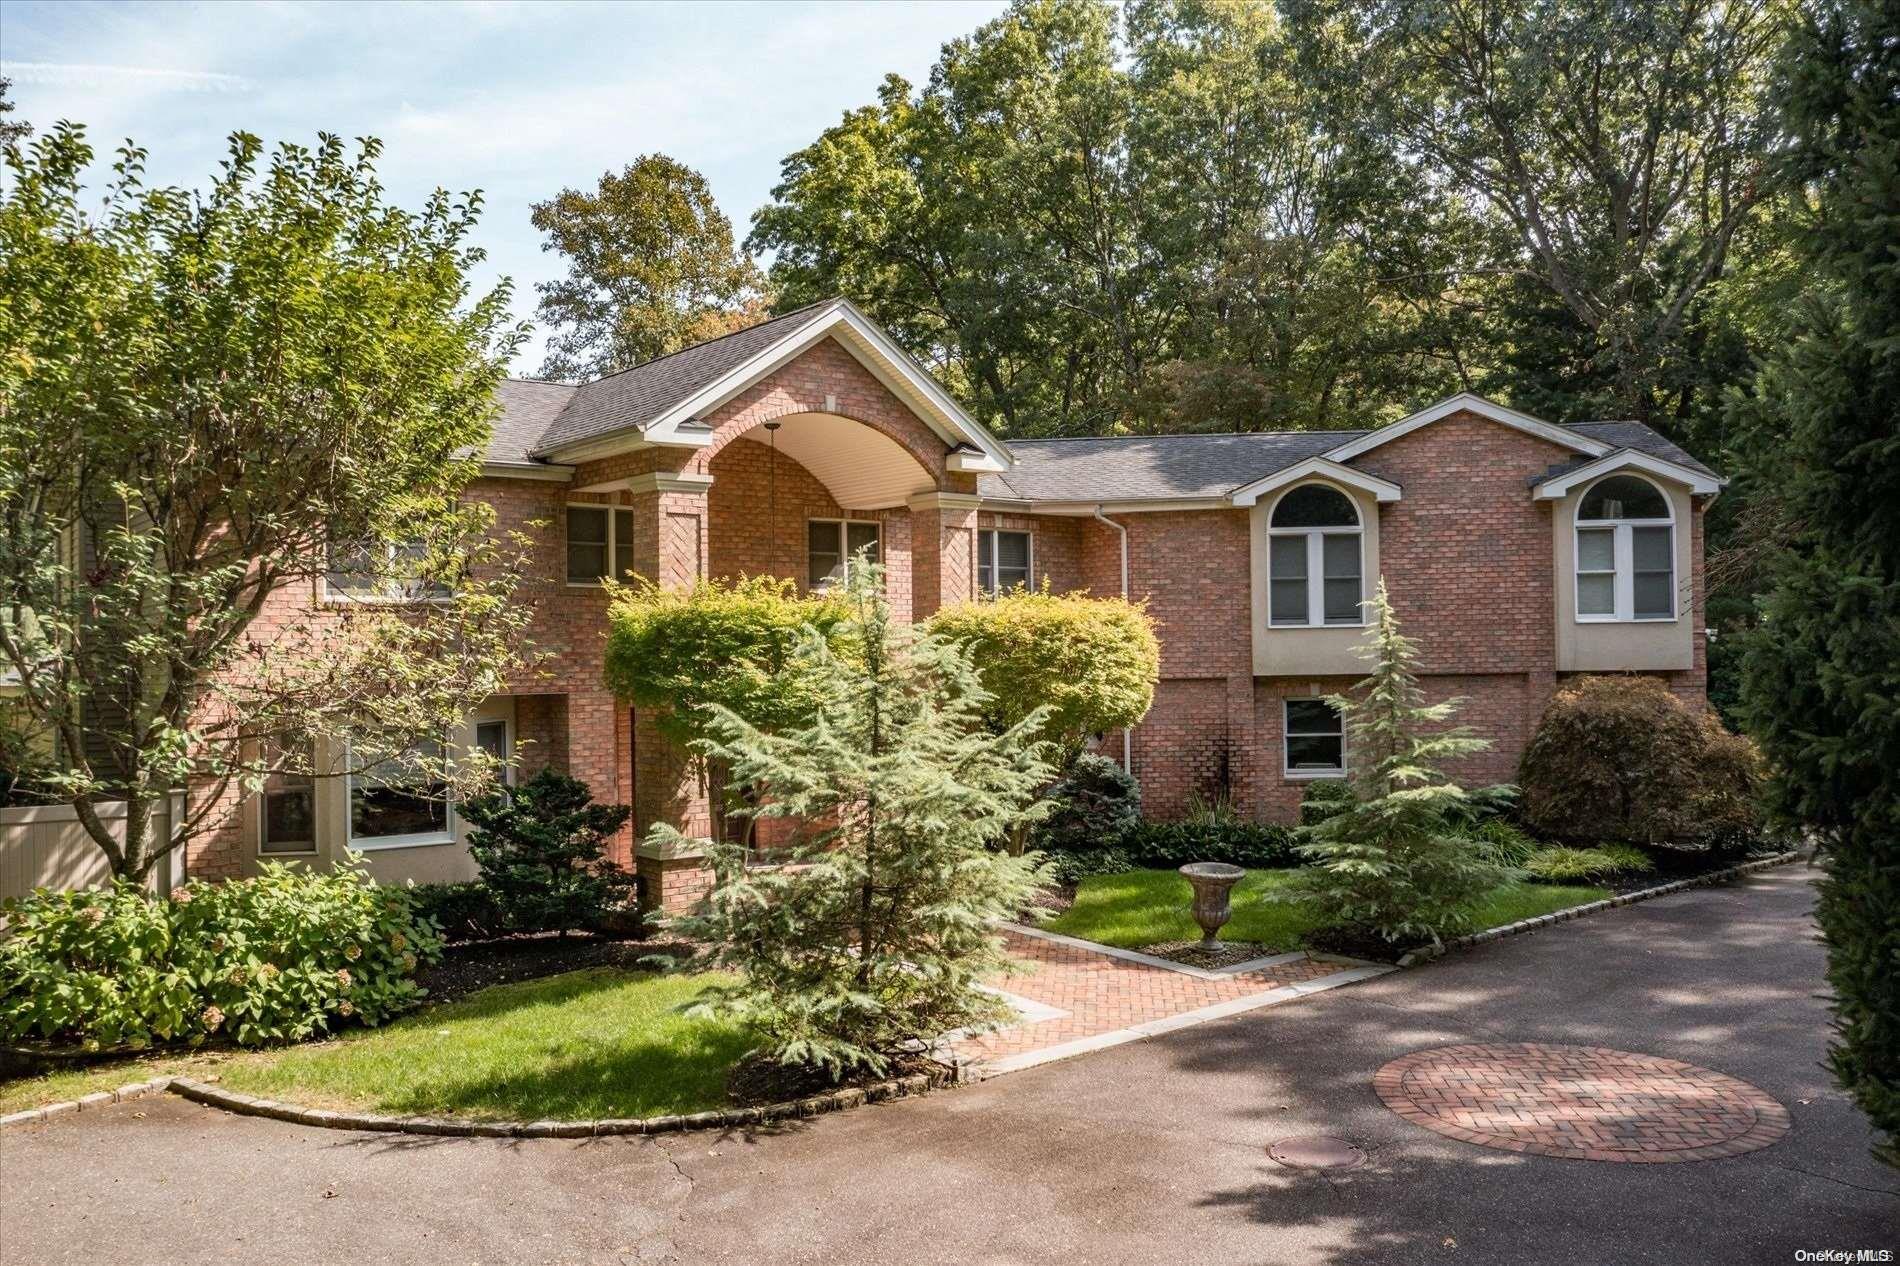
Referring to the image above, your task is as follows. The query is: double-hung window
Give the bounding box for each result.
[1283,699,1346,777]
[1267,485,1364,627]
[808,519,880,588]
[349,736,452,848]
[977,529,1031,597]
[259,744,317,856]
[567,506,637,585]
[1574,475,1675,621]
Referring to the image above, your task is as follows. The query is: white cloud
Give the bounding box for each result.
[0,61,252,93]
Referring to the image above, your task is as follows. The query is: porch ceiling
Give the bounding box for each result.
[736,412,936,511]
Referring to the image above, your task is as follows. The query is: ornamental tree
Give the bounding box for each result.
[461,769,634,938]
[1278,582,1516,944]
[0,123,533,881]
[924,588,1158,762]
[659,565,1053,1076]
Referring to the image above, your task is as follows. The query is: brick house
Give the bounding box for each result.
[198,298,1722,910]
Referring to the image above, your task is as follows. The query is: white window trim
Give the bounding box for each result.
[564,503,635,588]
[320,538,451,606]
[1282,698,1347,780]
[807,517,882,588]
[1266,482,1367,629]
[977,528,1034,598]
[1573,475,1677,624]
[473,717,514,787]
[346,738,456,851]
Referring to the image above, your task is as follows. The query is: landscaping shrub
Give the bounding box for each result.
[461,769,635,937]
[0,863,441,1049]
[1518,676,1765,852]
[1298,779,1353,828]
[1033,753,1140,854]
[925,589,1159,760]
[406,881,505,943]
[1462,818,1540,869]
[1523,844,1656,884]
[1045,845,1138,887]
[1121,819,1300,870]
[1444,783,1521,830]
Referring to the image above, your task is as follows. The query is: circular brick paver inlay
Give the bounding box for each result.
[1374,1043,1791,1163]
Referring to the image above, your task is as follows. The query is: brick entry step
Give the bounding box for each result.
[1375,1042,1791,1163]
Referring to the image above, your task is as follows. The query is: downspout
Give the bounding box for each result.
[1092,505,1133,774]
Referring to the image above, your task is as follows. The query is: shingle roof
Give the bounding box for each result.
[1529,422,1721,487]
[976,430,1366,502]
[486,378,578,466]
[526,300,841,456]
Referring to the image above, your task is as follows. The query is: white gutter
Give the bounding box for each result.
[1093,505,1134,775]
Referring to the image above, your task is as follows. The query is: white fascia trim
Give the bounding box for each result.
[907,490,985,512]
[947,448,1009,474]
[1323,392,1613,463]
[1228,458,1402,508]
[480,460,574,483]
[992,497,1232,516]
[1532,449,1724,499]
[623,471,715,497]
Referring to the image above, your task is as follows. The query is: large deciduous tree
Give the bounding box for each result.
[532,154,770,381]
[1737,0,1900,1168]
[0,124,534,881]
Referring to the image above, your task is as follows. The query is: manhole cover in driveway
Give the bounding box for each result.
[1268,1136,1366,1169]
[1375,1043,1791,1163]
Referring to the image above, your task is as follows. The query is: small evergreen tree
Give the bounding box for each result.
[1279,582,1516,944]
[460,770,634,938]
[659,565,1054,1076]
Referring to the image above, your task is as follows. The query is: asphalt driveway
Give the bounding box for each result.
[1,866,1892,1265]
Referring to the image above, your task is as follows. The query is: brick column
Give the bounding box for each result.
[907,491,982,618]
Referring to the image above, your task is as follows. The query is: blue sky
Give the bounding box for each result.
[1,0,1007,370]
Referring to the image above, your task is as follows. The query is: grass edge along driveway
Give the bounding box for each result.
[1,967,751,1121]
[1042,868,1608,951]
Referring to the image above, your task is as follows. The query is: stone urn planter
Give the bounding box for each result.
[1179,862,1247,949]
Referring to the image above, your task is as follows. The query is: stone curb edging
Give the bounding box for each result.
[0,1075,175,1130]
[150,1067,955,1138]
[1395,850,1806,968]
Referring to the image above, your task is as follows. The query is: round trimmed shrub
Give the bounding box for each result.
[0,862,442,1050]
[1519,676,1765,851]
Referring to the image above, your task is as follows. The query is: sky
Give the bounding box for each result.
[0,0,1009,370]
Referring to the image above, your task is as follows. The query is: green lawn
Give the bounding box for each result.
[1,968,753,1122]
[1042,869,1608,951]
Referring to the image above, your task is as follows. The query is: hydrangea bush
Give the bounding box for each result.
[0,861,441,1049]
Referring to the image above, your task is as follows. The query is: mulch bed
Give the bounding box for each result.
[419,934,702,1002]
[1142,939,1282,970]
[726,1050,943,1108]
[1022,884,1077,917]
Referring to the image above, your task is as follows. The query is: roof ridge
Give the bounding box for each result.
[556,297,843,392]
[503,375,580,388]
[1005,427,1373,444]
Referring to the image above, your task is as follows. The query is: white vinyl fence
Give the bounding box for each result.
[0,798,186,902]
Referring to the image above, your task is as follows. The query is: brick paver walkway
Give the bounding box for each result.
[1374,1042,1792,1163]
[952,930,1348,1068]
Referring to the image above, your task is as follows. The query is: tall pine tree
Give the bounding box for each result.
[1738,0,1900,1167]
[657,565,1053,1077]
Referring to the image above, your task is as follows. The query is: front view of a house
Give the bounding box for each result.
[195,298,1722,909]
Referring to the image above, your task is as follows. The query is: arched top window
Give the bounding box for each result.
[1579,474,1670,523]
[1268,483,1364,627]
[1574,474,1676,622]
[1271,483,1360,529]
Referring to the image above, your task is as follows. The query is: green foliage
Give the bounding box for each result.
[1120,818,1300,870]
[1298,778,1354,828]
[1523,844,1655,884]
[0,864,441,1050]
[1277,583,1517,944]
[1736,0,1900,1168]
[0,123,533,880]
[663,566,1054,1076]
[1034,753,1141,854]
[460,770,635,937]
[1462,818,1541,870]
[924,589,1159,760]
[531,153,771,380]
[405,881,505,944]
[1046,845,1139,887]
[1519,676,1765,852]
[604,575,852,750]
